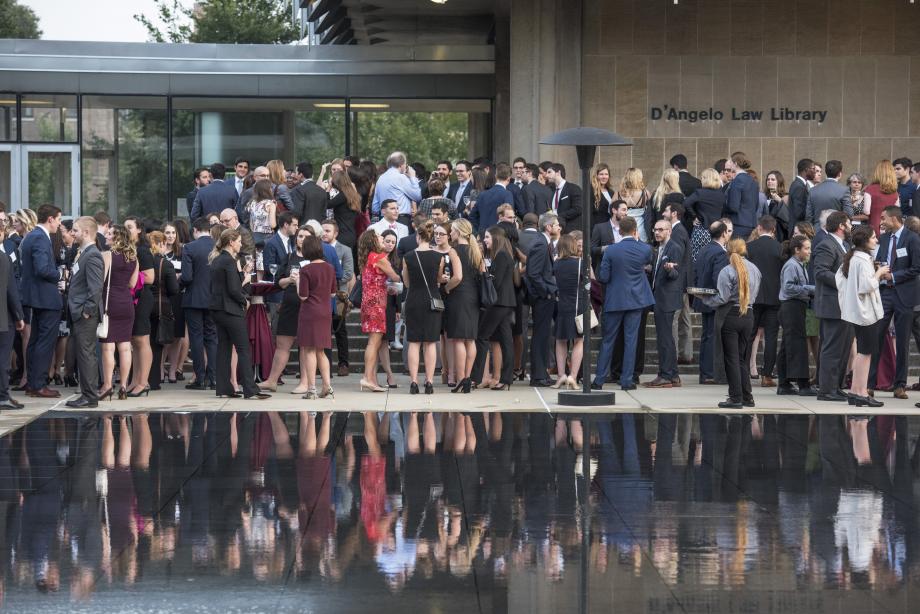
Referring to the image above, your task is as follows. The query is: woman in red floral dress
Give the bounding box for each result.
[357,230,401,391]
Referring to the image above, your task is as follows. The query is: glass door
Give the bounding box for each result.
[20,144,80,215]
[0,144,19,210]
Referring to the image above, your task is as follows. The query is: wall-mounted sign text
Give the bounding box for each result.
[649,105,827,124]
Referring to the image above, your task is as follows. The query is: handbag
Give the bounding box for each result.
[348,275,363,308]
[574,258,598,334]
[479,267,497,308]
[97,263,111,339]
[417,251,444,311]
[156,258,175,346]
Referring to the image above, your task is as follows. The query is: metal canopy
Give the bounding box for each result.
[538,127,632,147]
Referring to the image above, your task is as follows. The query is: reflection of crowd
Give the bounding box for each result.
[0,412,918,603]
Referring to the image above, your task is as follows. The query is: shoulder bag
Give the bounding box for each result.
[156,258,176,346]
[574,258,598,334]
[348,274,363,308]
[417,251,444,311]
[97,262,111,339]
[479,261,498,308]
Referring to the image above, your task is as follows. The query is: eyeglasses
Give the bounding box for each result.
[654,228,668,232]
[433,231,447,237]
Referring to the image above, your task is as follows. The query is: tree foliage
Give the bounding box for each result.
[135,0,299,44]
[0,0,41,39]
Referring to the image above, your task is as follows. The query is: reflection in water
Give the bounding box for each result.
[0,411,916,611]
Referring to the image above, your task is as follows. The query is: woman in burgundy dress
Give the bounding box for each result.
[100,226,139,400]
[357,229,401,392]
[296,235,337,399]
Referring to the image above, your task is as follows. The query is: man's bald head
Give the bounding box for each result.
[219,208,240,229]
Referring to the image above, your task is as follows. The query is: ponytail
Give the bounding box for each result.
[727,239,751,315]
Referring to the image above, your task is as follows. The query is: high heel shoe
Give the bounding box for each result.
[258,382,278,392]
[117,387,127,400]
[302,388,317,400]
[360,379,386,392]
[461,378,472,394]
[424,381,434,395]
[64,375,78,387]
[491,382,511,391]
[451,378,468,393]
[98,387,114,401]
[409,382,420,395]
[127,386,150,398]
[319,386,334,399]
[53,374,63,386]
[551,376,568,389]
[566,377,578,390]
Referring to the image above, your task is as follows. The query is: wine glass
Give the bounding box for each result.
[269,263,279,283]
[462,196,471,212]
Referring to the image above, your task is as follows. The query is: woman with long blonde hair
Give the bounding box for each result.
[265,158,294,211]
[617,167,652,242]
[651,168,684,216]
[699,238,763,409]
[590,163,616,227]
[445,218,482,393]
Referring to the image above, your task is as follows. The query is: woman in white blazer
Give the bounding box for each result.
[836,225,888,407]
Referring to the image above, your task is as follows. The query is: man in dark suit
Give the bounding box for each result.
[546,163,583,234]
[289,161,329,223]
[262,211,299,323]
[869,206,920,399]
[805,160,852,224]
[236,166,269,225]
[590,200,628,270]
[788,158,816,226]
[0,222,23,409]
[181,218,217,390]
[185,167,211,217]
[694,221,731,384]
[524,212,560,386]
[746,216,784,387]
[518,213,543,257]
[812,211,852,401]
[646,220,684,388]
[191,163,239,222]
[663,202,693,366]
[522,163,553,215]
[725,157,760,239]
[670,154,702,197]
[20,204,62,398]
[447,160,473,216]
[470,163,514,235]
[65,217,104,408]
[591,216,654,391]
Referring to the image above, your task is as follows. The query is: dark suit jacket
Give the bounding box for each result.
[878,228,920,307]
[597,237,654,312]
[684,188,726,229]
[652,240,684,312]
[678,171,702,197]
[555,182,583,234]
[788,177,809,226]
[590,221,617,270]
[262,232,291,305]
[693,242,728,313]
[746,236,783,306]
[0,251,23,333]
[470,183,514,234]
[725,172,760,231]
[447,181,473,215]
[489,250,517,308]
[67,244,104,323]
[669,221,691,290]
[524,234,557,301]
[209,251,248,317]
[290,180,329,224]
[191,179,238,221]
[396,234,418,262]
[812,235,847,319]
[19,227,61,310]
[180,236,215,309]
[507,182,528,218]
[522,181,553,215]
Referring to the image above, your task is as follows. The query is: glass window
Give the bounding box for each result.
[0,94,15,141]
[82,96,168,222]
[350,99,491,172]
[21,94,78,143]
[171,97,345,217]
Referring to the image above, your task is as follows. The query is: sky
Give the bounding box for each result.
[25,0,157,42]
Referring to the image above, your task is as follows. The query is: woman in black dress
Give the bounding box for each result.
[162,220,190,383]
[147,231,179,391]
[125,216,155,397]
[402,220,443,394]
[445,219,481,393]
[328,170,360,250]
[258,225,310,392]
[684,168,727,261]
[552,234,588,389]
[590,163,616,227]
[471,226,516,389]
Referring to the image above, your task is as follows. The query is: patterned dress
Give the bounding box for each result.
[361,251,388,334]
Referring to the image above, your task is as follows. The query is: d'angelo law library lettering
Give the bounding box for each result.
[649,105,829,124]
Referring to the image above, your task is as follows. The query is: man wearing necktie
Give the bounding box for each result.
[447,161,472,217]
[233,157,250,195]
[869,206,920,398]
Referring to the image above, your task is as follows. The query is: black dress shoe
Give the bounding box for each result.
[777,385,798,395]
[742,398,755,407]
[718,400,744,409]
[0,399,22,410]
[797,386,819,397]
[244,392,271,400]
[621,383,637,391]
[65,397,98,408]
[590,382,603,390]
[530,379,552,387]
[817,392,848,402]
[185,382,207,390]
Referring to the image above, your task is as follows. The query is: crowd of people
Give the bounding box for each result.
[2,149,920,409]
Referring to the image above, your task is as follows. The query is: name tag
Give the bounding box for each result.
[897,247,908,258]
[9,252,15,263]
[72,262,80,275]
[299,260,309,268]
[172,260,182,271]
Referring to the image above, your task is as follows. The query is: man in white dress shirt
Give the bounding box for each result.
[369,199,409,241]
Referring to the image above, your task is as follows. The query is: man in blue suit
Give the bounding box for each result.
[181,217,217,389]
[261,211,299,324]
[693,221,731,384]
[725,153,760,239]
[592,217,655,391]
[446,160,473,217]
[524,212,560,386]
[646,220,684,388]
[190,162,239,221]
[20,204,63,398]
[469,163,514,235]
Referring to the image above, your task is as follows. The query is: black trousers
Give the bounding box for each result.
[777,300,809,385]
[471,305,513,385]
[529,298,555,382]
[27,307,58,390]
[653,306,677,380]
[818,317,853,394]
[752,304,780,377]
[211,310,258,397]
[71,315,99,402]
[721,306,753,403]
[333,314,349,366]
[0,328,13,401]
[869,288,913,390]
[185,307,217,386]
[612,308,647,382]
